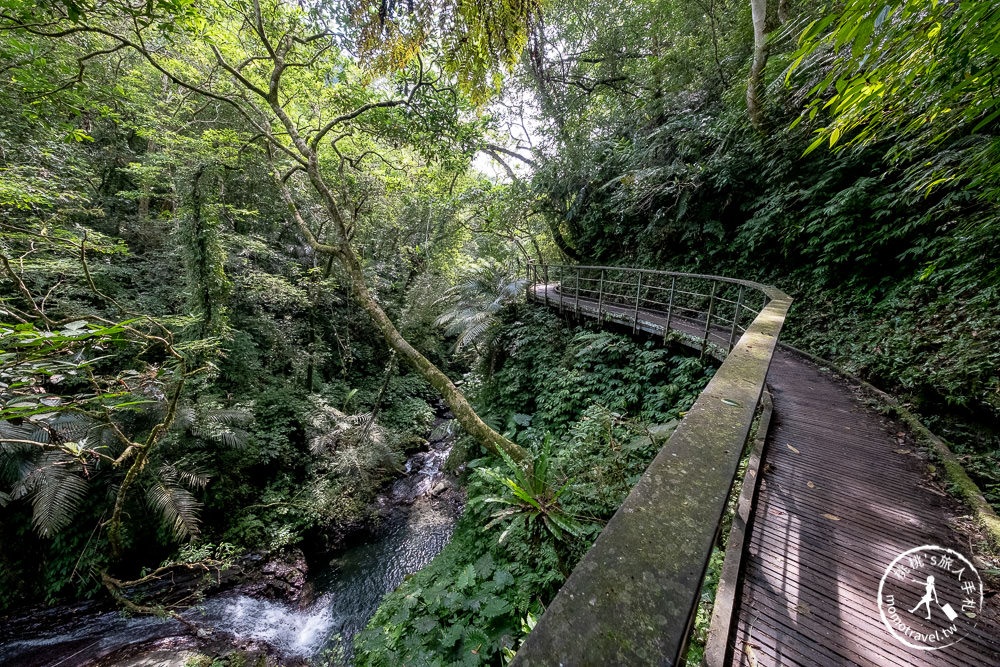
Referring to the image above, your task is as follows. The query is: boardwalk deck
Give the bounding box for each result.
[731,347,1000,667]
[528,282,1000,667]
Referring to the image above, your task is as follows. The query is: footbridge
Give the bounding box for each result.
[512,264,999,667]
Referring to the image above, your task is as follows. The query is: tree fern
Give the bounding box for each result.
[435,262,526,353]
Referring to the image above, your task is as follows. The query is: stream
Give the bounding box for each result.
[0,416,463,666]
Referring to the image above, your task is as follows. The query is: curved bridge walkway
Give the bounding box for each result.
[528,281,999,666]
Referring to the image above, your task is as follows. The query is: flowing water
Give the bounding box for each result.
[0,419,462,666]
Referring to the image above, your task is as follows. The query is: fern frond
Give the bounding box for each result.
[48,413,91,441]
[173,405,196,431]
[217,427,250,450]
[146,473,202,541]
[162,462,211,490]
[22,452,89,538]
[206,409,253,427]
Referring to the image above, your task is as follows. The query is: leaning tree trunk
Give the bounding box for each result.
[268,140,528,465]
[747,0,769,130]
[340,247,527,462]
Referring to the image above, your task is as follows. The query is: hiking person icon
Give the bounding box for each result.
[909,575,939,620]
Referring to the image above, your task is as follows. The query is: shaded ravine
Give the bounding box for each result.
[0,413,463,666]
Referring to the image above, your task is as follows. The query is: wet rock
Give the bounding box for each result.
[240,549,309,605]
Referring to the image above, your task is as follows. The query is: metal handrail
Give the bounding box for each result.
[515,262,792,666]
[526,262,779,356]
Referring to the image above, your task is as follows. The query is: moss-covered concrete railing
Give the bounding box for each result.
[515,264,791,666]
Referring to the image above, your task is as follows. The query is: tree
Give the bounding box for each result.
[791,0,1000,199]
[746,0,769,129]
[0,0,531,462]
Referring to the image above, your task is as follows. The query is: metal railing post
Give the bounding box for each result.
[728,285,744,353]
[632,272,643,334]
[543,264,549,307]
[575,268,581,316]
[663,277,675,344]
[597,269,605,323]
[557,266,564,315]
[702,281,717,357]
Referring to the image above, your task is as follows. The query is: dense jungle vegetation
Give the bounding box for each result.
[1,0,998,663]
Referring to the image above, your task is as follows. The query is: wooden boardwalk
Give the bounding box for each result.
[528,283,1000,667]
[732,347,1000,667]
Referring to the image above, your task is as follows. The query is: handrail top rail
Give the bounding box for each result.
[527,262,791,303]
[515,263,792,666]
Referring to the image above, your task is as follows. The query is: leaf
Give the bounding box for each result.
[414,615,438,634]
[439,622,464,648]
[456,563,476,590]
[822,513,840,521]
[23,453,89,538]
[146,477,202,541]
[852,19,874,58]
[492,569,514,589]
[803,133,827,156]
[787,444,800,454]
[481,596,511,619]
[806,481,815,488]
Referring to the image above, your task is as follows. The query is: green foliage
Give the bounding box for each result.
[348,0,542,103]
[480,306,713,436]
[435,261,526,354]
[791,0,1000,198]
[475,437,583,548]
[520,0,1000,510]
[356,307,714,665]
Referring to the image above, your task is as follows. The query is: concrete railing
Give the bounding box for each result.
[514,263,791,666]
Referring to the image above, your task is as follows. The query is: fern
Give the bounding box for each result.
[174,402,253,450]
[20,452,89,538]
[145,463,208,541]
[435,261,527,353]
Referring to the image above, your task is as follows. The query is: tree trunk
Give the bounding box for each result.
[338,243,528,463]
[747,0,769,130]
[269,150,528,465]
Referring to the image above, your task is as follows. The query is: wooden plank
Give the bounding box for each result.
[705,390,774,666]
[730,347,1000,666]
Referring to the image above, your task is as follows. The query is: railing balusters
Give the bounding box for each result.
[597,269,605,323]
[543,264,550,307]
[557,266,564,316]
[664,276,675,344]
[729,285,744,352]
[575,268,581,316]
[632,272,643,334]
[702,281,716,357]
[526,264,777,362]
